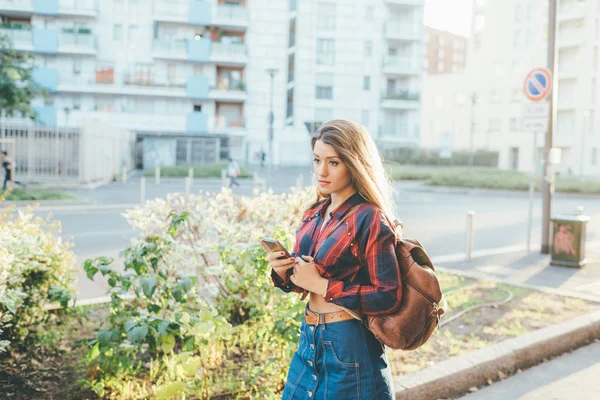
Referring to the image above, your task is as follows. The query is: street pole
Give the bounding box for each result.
[541,0,557,254]
[266,68,278,173]
[468,93,476,172]
[527,131,538,253]
[580,111,589,178]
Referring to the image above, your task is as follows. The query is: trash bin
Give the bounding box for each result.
[551,214,590,267]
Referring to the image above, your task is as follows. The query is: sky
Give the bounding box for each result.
[424,0,473,37]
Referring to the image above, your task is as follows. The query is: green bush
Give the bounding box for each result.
[383,148,499,167]
[143,163,253,179]
[0,193,76,352]
[4,188,77,201]
[83,188,313,399]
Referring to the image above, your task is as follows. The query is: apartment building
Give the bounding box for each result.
[0,0,425,168]
[424,27,467,75]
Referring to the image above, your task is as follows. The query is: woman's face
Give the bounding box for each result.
[313,139,353,196]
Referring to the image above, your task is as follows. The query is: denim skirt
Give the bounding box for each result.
[281,308,394,400]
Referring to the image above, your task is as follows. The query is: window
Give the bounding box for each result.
[515,5,523,22]
[128,24,138,43]
[365,41,372,57]
[316,72,333,99]
[362,110,369,126]
[289,18,296,47]
[527,3,534,20]
[363,76,370,90]
[510,118,519,131]
[365,6,374,20]
[113,24,122,41]
[316,39,334,65]
[193,104,202,112]
[73,95,81,111]
[438,36,445,46]
[317,3,335,30]
[438,48,445,58]
[72,58,81,75]
[437,61,444,72]
[489,118,502,132]
[315,108,332,123]
[287,54,295,83]
[286,88,294,119]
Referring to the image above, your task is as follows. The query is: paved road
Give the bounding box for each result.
[23,176,600,300]
[458,341,600,400]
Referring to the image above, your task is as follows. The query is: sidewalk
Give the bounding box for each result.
[458,341,600,400]
[435,244,600,302]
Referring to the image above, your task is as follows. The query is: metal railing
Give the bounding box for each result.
[385,22,423,39]
[383,55,421,69]
[0,0,33,10]
[59,0,97,13]
[59,31,95,48]
[384,90,420,101]
[153,37,187,54]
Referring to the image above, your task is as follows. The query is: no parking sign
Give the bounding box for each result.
[523,68,552,102]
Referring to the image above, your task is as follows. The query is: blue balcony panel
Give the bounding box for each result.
[186,75,209,99]
[188,0,211,26]
[186,37,211,62]
[32,28,58,54]
[33,0,59,15]
[32,67,59,92]
[186,112,208,133]
[34,105,57,127]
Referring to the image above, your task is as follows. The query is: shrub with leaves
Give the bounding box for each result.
[0,202,75,351]
[84,188,314,399]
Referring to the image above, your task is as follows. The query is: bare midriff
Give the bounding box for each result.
[308,292,345,313]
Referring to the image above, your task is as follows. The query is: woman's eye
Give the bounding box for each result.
[329,161,338,166]
[313,158,320,164]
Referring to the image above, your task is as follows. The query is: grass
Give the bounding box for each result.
[384,163,600,194]
[2,189,77,201]
[388,272,600,375]
[143,163,253,179]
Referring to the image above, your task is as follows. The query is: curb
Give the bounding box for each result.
[0,199,88,208]
[393,310,600,400]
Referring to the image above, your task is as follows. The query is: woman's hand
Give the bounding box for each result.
[290,256,329,296]
[266,251,297,279]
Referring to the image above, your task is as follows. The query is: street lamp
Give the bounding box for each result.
[266,68,278,171]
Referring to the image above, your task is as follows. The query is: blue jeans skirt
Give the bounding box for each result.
[282,307,394,400]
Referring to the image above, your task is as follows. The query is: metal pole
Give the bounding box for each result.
[542,0,557,254]
[266,68,278,172]
[140,176,146,203]
[185,176,191,194]
[468,93,476,172]
[580,112,589,177]
[466,210,475,261]
[527,132,538,253]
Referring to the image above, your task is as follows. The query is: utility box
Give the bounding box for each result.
[551,214,590,267]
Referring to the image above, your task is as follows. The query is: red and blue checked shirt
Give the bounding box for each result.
[271,192,402,316]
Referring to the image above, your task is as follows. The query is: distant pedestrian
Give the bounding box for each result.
[1,151,25,190]
[260,148,266,168]
[226,158,240,188]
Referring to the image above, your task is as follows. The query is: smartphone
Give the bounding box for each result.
[260,237,292,258]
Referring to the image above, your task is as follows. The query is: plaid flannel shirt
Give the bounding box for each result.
[271,192,402,316]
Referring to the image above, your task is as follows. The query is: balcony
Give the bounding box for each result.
[58,30,96,55]
[382,55,422,76]
[558,2,584,22]
[381,90,421,110]
[211,42,248,66]
[558,31,584,48]
[153,0,211,26]
[0,25,34,51]
[213,5,248,30]
[0,0,97,18]
[210,80,247,102]
[384,0,424,6]
[385,22,423,42]
[378,125,420,142]
[152,37,212,62]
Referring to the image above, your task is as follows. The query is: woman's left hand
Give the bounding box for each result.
[290,255,329,295]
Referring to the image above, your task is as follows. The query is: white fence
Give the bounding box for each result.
[0,117,134,184]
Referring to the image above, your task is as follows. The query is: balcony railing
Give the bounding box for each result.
[383,55,422,72]
[385,22,423,39]
[0,0,33,11]
[59,0,97,15]
[384,90,420,101]
[152,38,187,55]
[123,72,187,89]
[215,115,245,129]
[212,42,247,58]
[216,5,248,20]
[0,25,33,47]
[59,31,95,48]
[153,0,187,20]
[216,79,246,91]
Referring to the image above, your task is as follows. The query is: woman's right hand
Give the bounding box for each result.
[266,251,297,278]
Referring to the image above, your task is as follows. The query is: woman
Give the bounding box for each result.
[267,120,402,399]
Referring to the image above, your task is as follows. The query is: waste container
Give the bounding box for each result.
[550,214,590,267]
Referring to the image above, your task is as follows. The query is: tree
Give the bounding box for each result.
[0,33,44,119]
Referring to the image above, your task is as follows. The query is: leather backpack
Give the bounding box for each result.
[327,205,445,351]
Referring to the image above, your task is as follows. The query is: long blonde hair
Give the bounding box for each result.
[310,119,401,231]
